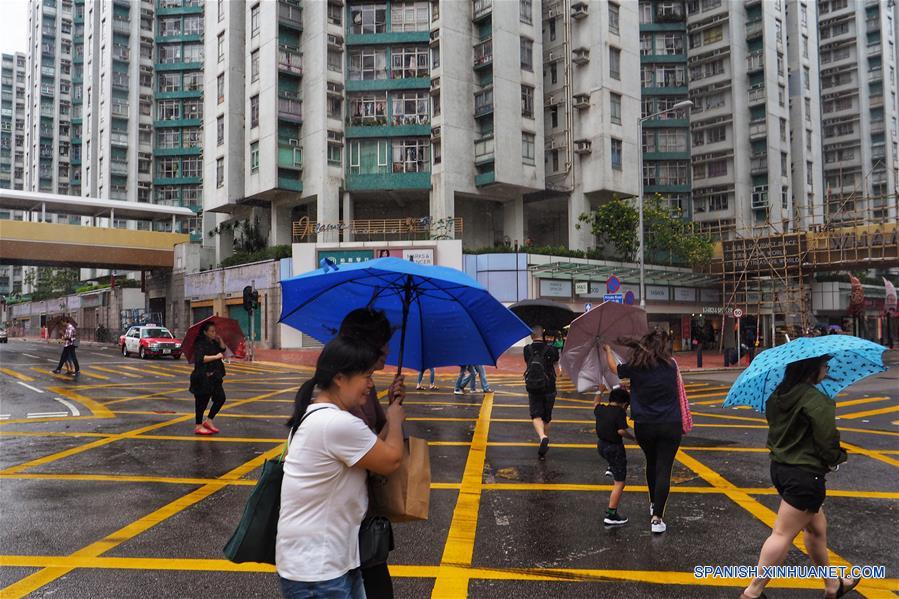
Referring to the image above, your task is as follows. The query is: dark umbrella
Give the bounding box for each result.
[182,316,246,363]
[509,299,576,332]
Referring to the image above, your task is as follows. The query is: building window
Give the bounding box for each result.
[349,48,387,80]
[611,138,622,169]
[327,2,342,25]
[390,91,429,124]
[216,157,224,187]
[521,85,534,118]
[251,3,260,37]
[522,132,535,164]
[157,129,179,149]
[391,138,428,172]
[431,44,439,69]
[327,50,343,73]
[183,156,201,178]
[218,0,224,22]
[250,141,259,172]
[350,4,386,34]
[250,95,259,128]
[217,33,225,63]
[328,143,342,165]
[158,99,180,120]
[327,96,342,119]
[520,0,532,25]
[184,128,202,147]
[609,2,619,34]
[217,74,224,104]
[250,50,260,83]
[610,92,621,124]
[391,1,429,31]
[609,47,621,80]
[217,115,224,145]
[520,37,533,72]
[390,46,429,78]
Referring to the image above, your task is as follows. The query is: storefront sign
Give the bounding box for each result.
[646,286,669,301]
[317,249,375,265]
[702,306,724,314]
[575,282,589,295]
[700,288,720,303]
[540,279,572,298]
[402,248,434,265]
[674,287,696,302]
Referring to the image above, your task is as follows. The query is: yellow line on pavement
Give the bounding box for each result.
[103,387,190,406]
[690,411,768,423]
[674,450,892,599]
[836,396,891,408]
[72,369,110,381]
[431,392,494,598]
[28,367,70,381]
[838,405,899,420]
[840,441,899,469]
[0,367,35,382]
[51,386,114,419]
[89,366,141,378]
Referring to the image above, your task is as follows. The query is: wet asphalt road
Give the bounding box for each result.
[0,339,897,598]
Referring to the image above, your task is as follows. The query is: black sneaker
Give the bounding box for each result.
[51,369,61,374]
[538,437,550,457]
[604,512,628,526]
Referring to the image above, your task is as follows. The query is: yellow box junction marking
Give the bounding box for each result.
[0,367,35,382]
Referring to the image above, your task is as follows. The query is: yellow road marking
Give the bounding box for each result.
[0,367,35,382]
[431,392,494,598]
[103,387,190,406]
[836,396,891,408]
[51,387,114,419]
[72,369,110,381]
[690,411,768,423]
[838,405,899,420]
[118,364,176,378]
[89,366,141,379]
[840,441,899,469]
[28,367,70,381]
[675,450,892,599]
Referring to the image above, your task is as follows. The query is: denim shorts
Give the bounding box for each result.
[279,569,366,599]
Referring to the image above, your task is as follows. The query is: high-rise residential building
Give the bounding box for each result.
[1,53,28,191]
[818,0,899,225]
[638,1,691,215]
[685,0,802,238]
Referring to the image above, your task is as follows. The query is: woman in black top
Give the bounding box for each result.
[604,329,681,535]
[190,321,227,435]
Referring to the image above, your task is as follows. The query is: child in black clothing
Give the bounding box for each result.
[594,387,635,526]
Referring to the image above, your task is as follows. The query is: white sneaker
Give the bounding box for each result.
[453,389,464,395]
[651,518,666,534]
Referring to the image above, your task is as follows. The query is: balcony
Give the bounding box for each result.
[40,85,55,96]
[746,51,764,72]
[474,89,493,117]
[656,3,684,21]
[112,46,130,62]
[278,143,303,169]
[40,105,55,117]
[473,39,492,69]
[867,43,882,56]
[111,102,129,117]
[870,94,883,108]
[474,135,494,164]
[278,46,303,75]
[750,157,767,174]
[41,66,56,77]
[110,160,128,175]
[748,119,767,138]
[747,86,765,104]
[39,127,54,138]
[279,1,302,29]
[871,146,886,160]
[472,0,491,21]
[112,18,130,34]
[112,74,129,90]
[278,93,303,121]
[110,131,129,146]
[746,19,763,38]
[571,0,588,19]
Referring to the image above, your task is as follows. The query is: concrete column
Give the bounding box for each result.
[213,213,234,265]
[316,189,341,244]
[270,201,294,246]
[568,191,593,251]
[430,177,455,239]
[503,195,525,247]
[342,191,353,242]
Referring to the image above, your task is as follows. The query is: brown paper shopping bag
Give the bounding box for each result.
[369,436,431,522]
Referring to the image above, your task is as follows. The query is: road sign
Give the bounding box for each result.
[606,275,621,293]
[604,294,623,304]
[733,308,743,318]
[584,303,593,312]
[624,291,635,305]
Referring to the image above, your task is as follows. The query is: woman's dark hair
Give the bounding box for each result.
[199,320,215,336]
[774,355,830,396]
[287,336,380,429]
[616,329,672,369]
[339,307,393,349]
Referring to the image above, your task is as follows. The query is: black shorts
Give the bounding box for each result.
[598,440,627,482]
[528,391,556,423]
[770,461,826,513]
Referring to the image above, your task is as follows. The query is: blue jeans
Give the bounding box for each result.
[417,368,436,386]
[455,365,490,391]
[279,570,366,599]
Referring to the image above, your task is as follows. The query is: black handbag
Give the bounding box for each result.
[359,515,394,569]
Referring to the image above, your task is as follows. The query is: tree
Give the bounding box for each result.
[577,196,639,262]
[208,216,268,254]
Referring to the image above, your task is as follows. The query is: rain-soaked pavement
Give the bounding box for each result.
[1,339,897,598]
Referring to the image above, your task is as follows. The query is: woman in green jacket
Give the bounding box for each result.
[741,356,860,599]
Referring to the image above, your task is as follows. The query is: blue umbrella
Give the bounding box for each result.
[279,257,531,373]
[723,336,887,413]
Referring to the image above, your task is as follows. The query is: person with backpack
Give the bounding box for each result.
[523,325,560,458]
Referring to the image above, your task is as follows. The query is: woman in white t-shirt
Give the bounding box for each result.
[277,336,406,599]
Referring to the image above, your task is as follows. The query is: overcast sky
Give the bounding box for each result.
[0,1,29,57]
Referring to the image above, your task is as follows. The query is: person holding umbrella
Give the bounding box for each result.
[603,330,681,534]
[189,321,228,435]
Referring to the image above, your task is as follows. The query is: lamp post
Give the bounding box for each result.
[637,99,693,308]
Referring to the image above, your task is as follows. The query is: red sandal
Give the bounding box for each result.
[202,420,220,433]
[194,425,215,435]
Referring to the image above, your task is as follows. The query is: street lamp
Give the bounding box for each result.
[637,99,693,308]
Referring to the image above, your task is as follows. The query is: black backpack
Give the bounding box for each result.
[524,344,550,393]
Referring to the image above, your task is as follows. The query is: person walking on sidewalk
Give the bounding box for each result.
[277,336,406,599]
[739,356,859,599]
[190,321,227,435]
[604,330,682,534]
[524,326,560,458]
[416,367,438,390]
[594,387,634,526]
[52,318,80,377]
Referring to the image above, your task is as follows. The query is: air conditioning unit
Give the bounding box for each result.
[572,47,590,65]
[431,126,441,140]
[574,139,592,154]
[326,81,343,95]
[327,34,344,47]
[547,137,566,150]
[571,1,588,19]
[288,138,300,146]
[545,95,558,106]
[547,51,558,61]
[572,93,590,109]
[430,29,439,44]
[430,77,441,93]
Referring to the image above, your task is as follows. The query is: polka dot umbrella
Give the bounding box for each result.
[723,336,888,413]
